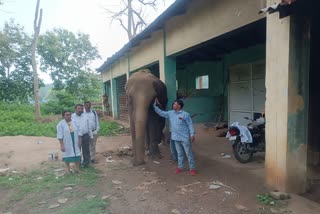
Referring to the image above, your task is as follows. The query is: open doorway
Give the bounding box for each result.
[175,19,266,124]
[305,1,320,203]
[147,62,160,78]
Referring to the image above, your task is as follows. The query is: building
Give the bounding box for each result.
[97,0,320,195]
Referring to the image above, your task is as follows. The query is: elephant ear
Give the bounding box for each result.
[152,81,168,110]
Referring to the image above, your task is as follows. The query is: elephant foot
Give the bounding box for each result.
[150,153,163,160]
[132,159,145,166]
[145,150,152,156]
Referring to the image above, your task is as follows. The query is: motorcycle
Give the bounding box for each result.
[226,114,265,163]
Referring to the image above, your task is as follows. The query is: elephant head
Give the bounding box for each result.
[126,70,168,165]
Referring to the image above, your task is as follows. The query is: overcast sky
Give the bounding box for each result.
[0,0,174,83]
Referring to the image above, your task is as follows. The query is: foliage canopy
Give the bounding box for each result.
[0,20,42,102]
[37,28,102,101]
[0,21,102,104]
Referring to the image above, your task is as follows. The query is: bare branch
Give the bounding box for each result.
[137,0,157,6]
[134,21,143,36]
[121,0,128,7]
[137,0,157,10]
[132,9,147,26]
[103,5,128,19]
[103,0,163,40]
[33,0,40,30]
[117,18,128,32]
[35,9,43,36]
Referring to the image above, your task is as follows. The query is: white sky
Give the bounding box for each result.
[0,0,175,83]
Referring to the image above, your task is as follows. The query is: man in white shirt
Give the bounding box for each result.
[71,104,93,167]
[83,101,100,164]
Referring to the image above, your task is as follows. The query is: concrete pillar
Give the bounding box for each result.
[160,29,177,107]
[164,57,177,106]
[127,54,130,80]
[265,1,311,193]
[109,66,118,119]
[101,81,106,113]
[111,78,118,119]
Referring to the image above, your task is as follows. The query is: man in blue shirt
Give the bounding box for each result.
[154,99,196,176]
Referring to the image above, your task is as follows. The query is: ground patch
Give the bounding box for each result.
[0,163,110,214]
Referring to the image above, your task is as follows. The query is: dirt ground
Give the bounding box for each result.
[1,124,320,214]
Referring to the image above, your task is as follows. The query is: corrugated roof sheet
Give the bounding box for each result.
[97,0,189,73]
[259,0,296,15]
[282,0,296,4]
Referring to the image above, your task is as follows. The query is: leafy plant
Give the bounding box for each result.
[0,19,43,103]
[99,120,121,136]
[37,28,101,101]
[0,102,121,137]
[256,194,276,206]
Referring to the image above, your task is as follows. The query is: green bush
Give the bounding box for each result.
[0,118,57,137]
[41,100,73,115]
[100,120,120,136]
[41,91,78,115]
[256,194,276,206]
[0,101,34,112]
[0,101,120,137]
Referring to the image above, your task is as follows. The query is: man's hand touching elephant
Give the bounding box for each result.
[190,136,195,143]
[154,97,161,107]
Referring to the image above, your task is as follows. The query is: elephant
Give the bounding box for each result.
[126,70,168,165]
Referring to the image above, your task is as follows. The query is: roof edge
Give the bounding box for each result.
[96,0,188,73]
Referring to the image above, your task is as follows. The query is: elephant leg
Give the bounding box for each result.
[163,127,170,146]
[147,112,162,159]
[145,126,151,156]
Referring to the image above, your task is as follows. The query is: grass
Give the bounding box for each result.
[0,164,110,213]
[58,198,109,214]
[0,166,101,202]
[256,193,292,214]
[0,102,121,137]
[99,119,122,136]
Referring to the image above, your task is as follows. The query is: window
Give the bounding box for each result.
[176,80,178,90]
[195,75,209,89]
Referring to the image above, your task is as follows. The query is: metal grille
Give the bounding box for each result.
[104,81,112,116]
[228,60,266,126]
[116,75,129,122]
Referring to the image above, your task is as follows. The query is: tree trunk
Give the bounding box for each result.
[127,0,133,40]
[6,67,9,79]
[32,0,42,121]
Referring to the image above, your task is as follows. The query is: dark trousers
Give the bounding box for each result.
[81,133,91,166]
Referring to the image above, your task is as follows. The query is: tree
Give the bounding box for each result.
[31,0,43,121]
[0,20,38,102]
[66,71,102,102]
[37,28,101,101]
[105,0,164,40]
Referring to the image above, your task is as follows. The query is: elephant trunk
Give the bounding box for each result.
[131,103,149,165]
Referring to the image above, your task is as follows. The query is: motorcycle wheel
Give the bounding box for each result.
[232,141,253,163]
